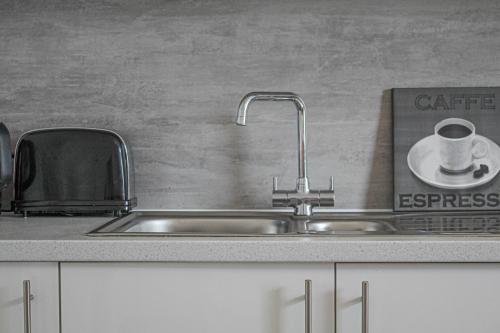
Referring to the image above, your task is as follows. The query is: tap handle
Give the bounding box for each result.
[272,176,289,208]
[316,176,335,208]
[273,176,278,191]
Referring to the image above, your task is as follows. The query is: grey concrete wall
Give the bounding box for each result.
[1,0,499,209]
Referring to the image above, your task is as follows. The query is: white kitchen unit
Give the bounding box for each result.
[336,263,500,333]
[61,263,334,333]
[0,262,59,333]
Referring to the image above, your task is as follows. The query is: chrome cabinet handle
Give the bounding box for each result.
[305,280,312,333]
[23,280,34,333]
[361,281,369,333]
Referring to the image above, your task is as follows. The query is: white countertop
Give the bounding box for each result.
[1,214,500,262]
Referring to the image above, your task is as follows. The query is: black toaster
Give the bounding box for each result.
[13,128,137,216]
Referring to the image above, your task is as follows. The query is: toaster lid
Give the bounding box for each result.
[13,127,134,204]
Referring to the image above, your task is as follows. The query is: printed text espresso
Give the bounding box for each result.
[399,193,500,209]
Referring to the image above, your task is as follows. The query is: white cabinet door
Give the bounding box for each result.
[0,262,59,333]
[337,263,500,333]
[61,263,334,333]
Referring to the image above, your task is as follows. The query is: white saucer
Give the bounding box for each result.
[407,135,500,190]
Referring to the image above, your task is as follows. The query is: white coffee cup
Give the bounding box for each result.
[434,118,488,173]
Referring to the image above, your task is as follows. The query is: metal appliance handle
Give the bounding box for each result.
[305,279,312,333]
[0,122,12,190]
[23,280,34,333]
[361,281,369,333]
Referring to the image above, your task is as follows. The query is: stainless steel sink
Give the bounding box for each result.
[87,210,500,237]
[87,210,396,237]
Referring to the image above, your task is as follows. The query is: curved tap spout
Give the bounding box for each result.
[235,92,308,182]
[235,91,335,216]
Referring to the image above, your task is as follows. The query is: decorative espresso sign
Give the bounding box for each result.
[393,87,500,211]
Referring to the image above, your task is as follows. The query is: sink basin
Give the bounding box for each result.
[120,216,289,235]
[87,210,397,237]
[306,220,396,234]
[88,211,294,236]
